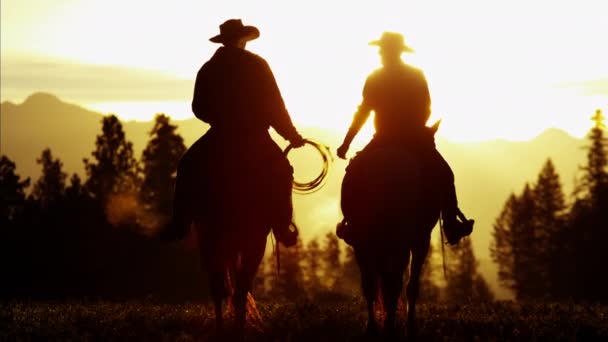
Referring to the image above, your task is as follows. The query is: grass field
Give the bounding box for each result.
[1,299,607,341]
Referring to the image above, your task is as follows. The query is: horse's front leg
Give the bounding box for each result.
[407,238,430,338]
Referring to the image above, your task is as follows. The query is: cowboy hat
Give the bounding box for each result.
[369,32,415,53]
[209,19,260,44]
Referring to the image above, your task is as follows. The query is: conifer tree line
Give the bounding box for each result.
[491,109,608,302]
[1,113,491,302]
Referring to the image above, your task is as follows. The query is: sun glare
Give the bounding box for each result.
[2,0,607,141]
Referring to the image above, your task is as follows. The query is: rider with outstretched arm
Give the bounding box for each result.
[337,32,473,245]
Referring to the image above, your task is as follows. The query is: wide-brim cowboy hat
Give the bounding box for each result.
[369,32,415,53]
[209,19,260,44]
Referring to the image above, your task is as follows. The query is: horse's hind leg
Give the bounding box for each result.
[381,250,410,339]
[208,268,228,331]
[355,248,379,336]
[233,236,267,332]
[406,238,430,338]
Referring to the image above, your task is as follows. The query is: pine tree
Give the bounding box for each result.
[0,156,30,224]
[84,115,139,204]
[32,148,67,208]
[270,237,304,299]
[490,193,519,293]
[446,239,494,303]
[417,241,440,302]
[140,114,186,221]
[338,246,361,296]
[303,237,322,295]
[322,232,341,290]
[579,109,608,204]
[491,183,540,300]
[568,109,608,302]
[533,158,567,296]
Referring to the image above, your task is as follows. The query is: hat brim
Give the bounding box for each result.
[369,40,415,53]
[209,26,260,44]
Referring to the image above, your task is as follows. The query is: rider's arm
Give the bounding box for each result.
[260,59,303,144]
[341,101,372,148]
[191,64,213,124]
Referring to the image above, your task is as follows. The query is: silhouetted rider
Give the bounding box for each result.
[172,19,304,247]
[337,32,473,245]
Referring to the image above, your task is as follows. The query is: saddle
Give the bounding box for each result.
[338,141,436,246]
[164,131,292,240]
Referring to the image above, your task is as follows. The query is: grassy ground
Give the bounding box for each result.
[1,299,607,341]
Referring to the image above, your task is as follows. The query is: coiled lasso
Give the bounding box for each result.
[283,139,334,194]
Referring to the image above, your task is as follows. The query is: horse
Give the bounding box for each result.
[170,132,291,333]
[339,123,442,338]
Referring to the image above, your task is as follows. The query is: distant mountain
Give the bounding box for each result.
[0,93,590,299]
[1,92,208,181]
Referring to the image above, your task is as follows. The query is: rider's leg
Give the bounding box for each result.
[430,150,474,245]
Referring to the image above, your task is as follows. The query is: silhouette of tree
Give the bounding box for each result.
[65,174,87,202]
[303,237,322,295]
[418,242,440,302]
[577,109,608,203]
[32,148,67,209]
[140,114,186,222]
[270,237,304,299]
[533,159,567,296]
[338,246,361,296]
[490,183,539,300]
[567,109,608,302]
[445,239,493,302]
[323,232,341,290]
[84,115,139,205]
[490,193,518,293]
[0,156,30,224]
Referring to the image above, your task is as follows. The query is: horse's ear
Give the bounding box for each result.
[429,119,441,135]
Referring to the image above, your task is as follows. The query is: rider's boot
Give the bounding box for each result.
[442,185,474,245]
[336,219,356,246]
[443,210,474,245]
[273,222,298,247]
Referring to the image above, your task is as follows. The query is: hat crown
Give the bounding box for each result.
[209,19,260,44]
[220,19,245,37]
[369,31,414,52]
[379,32,404,47]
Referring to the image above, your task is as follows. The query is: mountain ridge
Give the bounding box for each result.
[0,93,592,300]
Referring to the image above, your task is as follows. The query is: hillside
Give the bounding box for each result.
[0,93,590,299]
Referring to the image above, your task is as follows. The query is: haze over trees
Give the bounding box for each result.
[1,110,496,303]
[491,110,608,302]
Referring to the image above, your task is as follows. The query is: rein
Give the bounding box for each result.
[272,139,333,275]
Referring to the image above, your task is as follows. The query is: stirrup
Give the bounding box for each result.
[443,215,474,245]
[273,222,298,247]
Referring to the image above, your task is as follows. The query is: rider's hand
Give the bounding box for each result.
[337,143,349,159]
[290,135,306,148]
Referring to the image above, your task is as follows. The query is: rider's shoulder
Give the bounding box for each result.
[403,63,426,77]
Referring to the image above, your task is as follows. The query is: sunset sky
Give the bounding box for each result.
[2,0,607,141]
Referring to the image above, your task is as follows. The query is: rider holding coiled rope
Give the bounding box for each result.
[171,19,304,247]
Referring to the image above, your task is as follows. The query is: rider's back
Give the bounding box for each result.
[364,64,431,141]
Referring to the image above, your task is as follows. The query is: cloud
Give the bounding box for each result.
[560,78,608,96]
[0,53,193,103]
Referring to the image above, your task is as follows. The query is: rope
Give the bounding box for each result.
[440,214,448,281]
[283,139,334,194]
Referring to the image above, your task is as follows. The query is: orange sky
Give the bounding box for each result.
[2,0,607,141]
